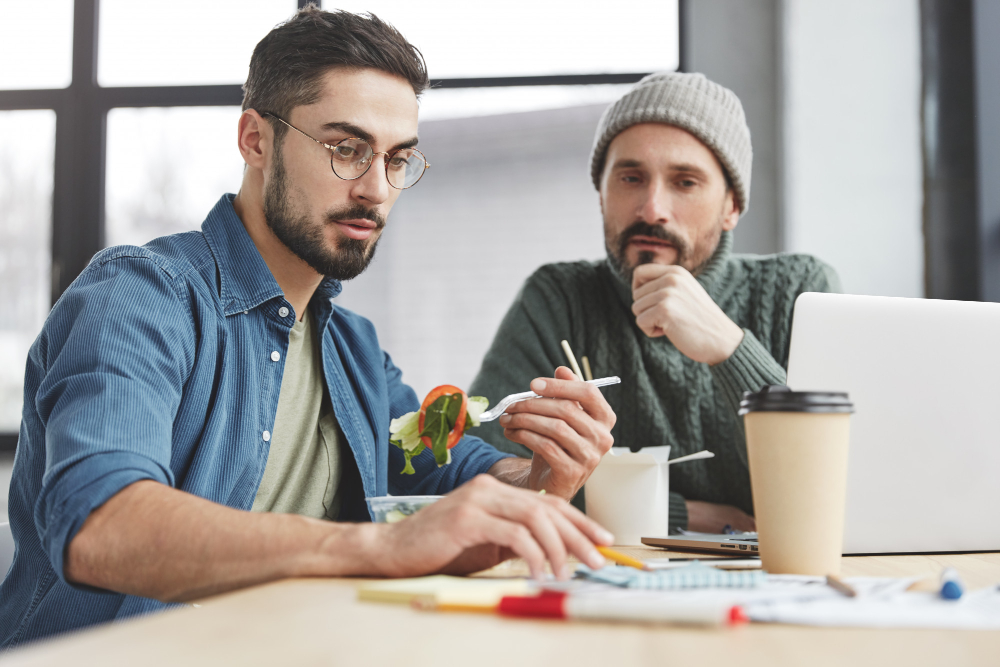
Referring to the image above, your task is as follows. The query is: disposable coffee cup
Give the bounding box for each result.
[739,385,853,576]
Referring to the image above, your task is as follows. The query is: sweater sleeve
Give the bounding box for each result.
[709,328,787,417]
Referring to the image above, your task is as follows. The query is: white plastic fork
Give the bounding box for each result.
[477,376,622,422]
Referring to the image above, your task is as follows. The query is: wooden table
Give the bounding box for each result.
[5,547,1000,666]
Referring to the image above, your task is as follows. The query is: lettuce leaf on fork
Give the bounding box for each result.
[389,393,490,475]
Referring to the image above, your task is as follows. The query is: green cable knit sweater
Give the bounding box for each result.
[469,230,840,530]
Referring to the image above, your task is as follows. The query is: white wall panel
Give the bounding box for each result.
[783,0,923,297]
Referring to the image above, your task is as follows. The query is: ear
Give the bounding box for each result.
[598,189,605,216]
[237,109,270,171]
[721,188,740,231]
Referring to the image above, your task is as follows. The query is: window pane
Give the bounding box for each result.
[105,107,246,247]
[326,0,679,78]
[0,110,55,432]
[0,1,73,89]
[418,84,633,121]
[98,0,298,86]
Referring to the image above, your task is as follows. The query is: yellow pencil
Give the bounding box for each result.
[597,546,649,571]
[411,596,497,613]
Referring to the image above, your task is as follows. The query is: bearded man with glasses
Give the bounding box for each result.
[1,6,616,647]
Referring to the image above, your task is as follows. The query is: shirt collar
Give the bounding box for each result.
[201,194,343,317]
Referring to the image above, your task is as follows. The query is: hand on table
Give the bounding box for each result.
[377,475,612,580]
[685,500,756,534]
[631,263,744,365]
[497,366,616,500]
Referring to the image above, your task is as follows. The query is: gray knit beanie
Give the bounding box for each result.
[590,71,752,214]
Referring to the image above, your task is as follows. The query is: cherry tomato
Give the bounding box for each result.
[418,385,468,450]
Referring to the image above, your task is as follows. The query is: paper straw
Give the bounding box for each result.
[560,340,584,379]
[581,356,594,381]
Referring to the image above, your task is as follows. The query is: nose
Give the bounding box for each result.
[350,152,391,205]
[638,178,670,225]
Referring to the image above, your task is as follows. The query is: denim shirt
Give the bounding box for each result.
[0,195,511,648]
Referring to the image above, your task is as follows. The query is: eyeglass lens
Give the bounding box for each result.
[330,138,427,189]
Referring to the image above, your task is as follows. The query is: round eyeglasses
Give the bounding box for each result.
[261,112,430,190]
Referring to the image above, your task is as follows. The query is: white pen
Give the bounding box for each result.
[499,591,748,627]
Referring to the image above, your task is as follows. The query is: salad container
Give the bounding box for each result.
[366,495,444,523]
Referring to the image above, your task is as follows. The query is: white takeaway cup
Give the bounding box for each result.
[585,446,671,545]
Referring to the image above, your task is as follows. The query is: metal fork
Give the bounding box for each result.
[477,376,621,422]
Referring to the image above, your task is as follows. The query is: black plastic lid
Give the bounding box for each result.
[738,385,854,415]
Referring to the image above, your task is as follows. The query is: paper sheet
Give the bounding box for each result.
[747,580,1000,630]
[560,573,1000,630]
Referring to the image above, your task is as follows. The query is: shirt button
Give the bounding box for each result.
[270,351,280,362]
[278,306,289,318]
[262,431,271,442]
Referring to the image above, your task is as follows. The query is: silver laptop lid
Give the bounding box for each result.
[786,293,1000,554]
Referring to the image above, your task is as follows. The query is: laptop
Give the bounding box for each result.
[643,532,761,555]
[645,293,1000,555]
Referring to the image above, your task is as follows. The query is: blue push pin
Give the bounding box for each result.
[939,567,964,600]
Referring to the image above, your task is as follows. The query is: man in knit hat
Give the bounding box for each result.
[470,72,839,533]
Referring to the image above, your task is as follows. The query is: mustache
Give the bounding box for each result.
[616,221,689,259]
[326,204,386,230]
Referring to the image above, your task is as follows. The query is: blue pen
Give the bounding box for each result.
[939,567,964,600]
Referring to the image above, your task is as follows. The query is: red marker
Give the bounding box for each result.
[498,591,748,627]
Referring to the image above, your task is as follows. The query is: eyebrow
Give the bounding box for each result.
[320,121,419,152]
[611,158,709,179]
[668,163,710,178]
[611,158,643,170]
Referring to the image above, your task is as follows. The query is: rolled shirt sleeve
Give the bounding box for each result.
[31,251,192,583]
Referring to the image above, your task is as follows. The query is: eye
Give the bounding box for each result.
[388,155,409,169]
[677,179,697,188]
[333,144,357,159]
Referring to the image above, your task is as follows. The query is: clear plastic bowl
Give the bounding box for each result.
[366,495,444,523]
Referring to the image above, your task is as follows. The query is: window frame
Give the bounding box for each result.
[0,0,685,451]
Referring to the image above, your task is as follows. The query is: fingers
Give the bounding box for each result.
[631,289,670,318]
[733,511,757,532]
[495,496,570,579]
[553,366,579,383]
[632,264,690,299]
[518,372,616,427]
[500,388,614,480]
[457,477,611,578]
[487,488,610,575]
[542,494,615,550]
[631,262,672,292]
[502,411,614,472]
[504,392,602,439]
[634,307,667,338]
[503,426,584,479]
[476,514,550,580]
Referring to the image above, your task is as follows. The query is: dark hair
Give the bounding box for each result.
[242,4,428,140]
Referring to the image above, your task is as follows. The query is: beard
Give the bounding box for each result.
[263,148,385,281]
[605,214,724,283]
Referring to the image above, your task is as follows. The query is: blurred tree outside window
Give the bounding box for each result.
[105,107,246,247]
[331,0,679,78]
[0,111,55,431]
[98,0,298,86]
[0,1,73,90]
